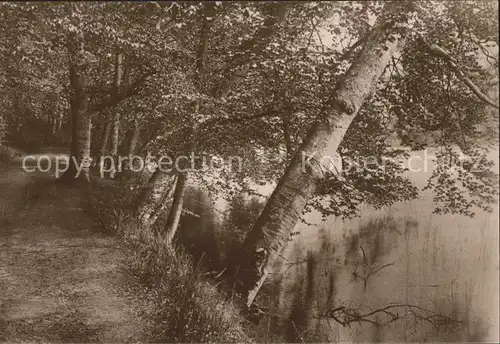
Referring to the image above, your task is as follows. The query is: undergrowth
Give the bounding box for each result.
[88,176,256,343]
[0,145,23,165]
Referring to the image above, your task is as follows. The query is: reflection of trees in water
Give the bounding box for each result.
[285,252,316,342]
[344,216,403,265]
[175,188,221,271]
[277,216,417,341]
[270,215,490,342]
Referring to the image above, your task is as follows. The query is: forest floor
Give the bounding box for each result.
[0,154,150,342]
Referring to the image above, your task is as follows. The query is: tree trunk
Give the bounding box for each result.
[134,168,176,229]
[109,112,120,178]
[159,4,210,239]
[126,119,140,156]
[99,118,111,155]
[51,116,57,135]
[237,12,408,307]
[109,51,123,178]
[60,29,92,183]
[57,114,63,130]
[131,3,212,231]
[162,171,188,246]
[116,119,140,179]
[97,118,111,171]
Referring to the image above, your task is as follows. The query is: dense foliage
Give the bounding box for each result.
[1,1,497,217]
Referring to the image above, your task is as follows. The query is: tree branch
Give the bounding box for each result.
[325,303,462,328]
[212,3,289,98]
[419,34,499,109]
[337,31,371,61]
[91,71,155,112]
[203,107,281,129]
[195,2,216,84]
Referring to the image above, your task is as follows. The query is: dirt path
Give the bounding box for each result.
[0,158,148,342]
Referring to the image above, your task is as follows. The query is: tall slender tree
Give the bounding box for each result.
[133,2,290,231]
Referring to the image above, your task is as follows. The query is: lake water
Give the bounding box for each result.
[268,148,499,342]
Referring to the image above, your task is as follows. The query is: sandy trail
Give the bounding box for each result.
[0,156,147,342]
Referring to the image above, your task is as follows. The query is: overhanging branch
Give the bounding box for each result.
[419,34,499,109]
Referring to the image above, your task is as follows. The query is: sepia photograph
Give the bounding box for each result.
[0,1,498,342]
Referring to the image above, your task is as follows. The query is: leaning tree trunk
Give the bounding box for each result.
[134,168,176,229]
[60,29,92,183]
[237,11,409,307]
[162,171,188,246]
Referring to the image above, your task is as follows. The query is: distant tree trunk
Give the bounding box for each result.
[237,11,409,307]
[109,51,123,178]
[116,119,141,179]
[134,168,176,229]
[109,114,120,178]
[51,116,57,135]
[126,119,140,156]
[60,29,92,183]
[163,171,188,246]
[98,118,111,170]
[51,111,63,135]
[57,114,63,131]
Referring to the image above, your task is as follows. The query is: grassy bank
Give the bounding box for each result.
[87,178,260,343]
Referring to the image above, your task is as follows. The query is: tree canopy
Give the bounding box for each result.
[0,1,497,215]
